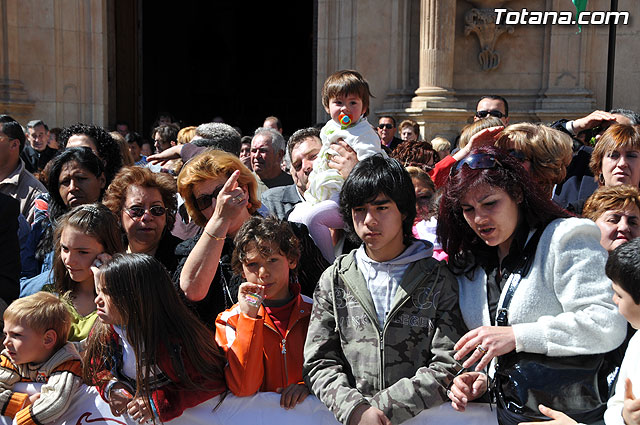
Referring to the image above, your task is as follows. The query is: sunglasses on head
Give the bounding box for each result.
[475,110,505,119]
[378,124,394,130]
[195,186,224,211]
[451,153,502,176]
[125,206,166,219]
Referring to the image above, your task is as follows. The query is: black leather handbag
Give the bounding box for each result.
[493,351,611,425]
[491,228,613,425]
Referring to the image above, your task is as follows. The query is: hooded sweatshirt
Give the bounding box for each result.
[356,240,433,328]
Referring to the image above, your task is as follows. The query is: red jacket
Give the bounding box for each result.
[429,154,456,188]
[93,326,225,422]
[215,293,312,396]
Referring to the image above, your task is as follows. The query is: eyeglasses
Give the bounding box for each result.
[451,153,502,176]
[125,206,166,219]
[475,110,505,119]
[378,124,394,130]
[195,186,223,211]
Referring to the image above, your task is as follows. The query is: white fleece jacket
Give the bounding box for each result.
[457,217,626,356]
[305,117,385,204]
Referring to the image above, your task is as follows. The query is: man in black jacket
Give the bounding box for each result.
[20,119,57,173]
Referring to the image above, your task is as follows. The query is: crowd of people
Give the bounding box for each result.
[0,69,640,425]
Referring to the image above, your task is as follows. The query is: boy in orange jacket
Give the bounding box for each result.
[215,216,311,409]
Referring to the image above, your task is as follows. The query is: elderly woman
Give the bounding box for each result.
[439,146,626,424]
[583,185,640,252]
[495,123,573,198]
[398,119,420,143]
[175,149,328,326]
[102,166,181,275]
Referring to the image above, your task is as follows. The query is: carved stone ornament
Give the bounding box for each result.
[464,7,514,71]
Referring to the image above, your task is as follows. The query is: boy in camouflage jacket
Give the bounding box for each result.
[303,156,467,425]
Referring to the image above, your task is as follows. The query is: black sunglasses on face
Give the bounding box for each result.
[195,186,224,211]
[450,153,502,177]
[475,110,505,119]
[378,124,394,130]
[125,206,166,219]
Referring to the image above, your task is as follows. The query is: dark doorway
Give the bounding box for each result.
[136,2,315,139]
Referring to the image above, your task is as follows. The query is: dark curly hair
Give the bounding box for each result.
[391,140,440,172]
[60,123,123,185]
[232,216,301,281]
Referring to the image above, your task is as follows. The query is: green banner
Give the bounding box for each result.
[573,0,588,32]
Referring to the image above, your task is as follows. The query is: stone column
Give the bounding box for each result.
[399,0,467,142]
[413,0,457,101]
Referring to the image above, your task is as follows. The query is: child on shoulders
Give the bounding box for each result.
[0,292,83,425]
[216,216,312,409]
[288,70,386,261]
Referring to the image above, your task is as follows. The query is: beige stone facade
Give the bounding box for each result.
[317,0,640,142]
[0,0,107,127]
[1,0,638,140]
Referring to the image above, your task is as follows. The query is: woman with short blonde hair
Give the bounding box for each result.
[495,123,573,197]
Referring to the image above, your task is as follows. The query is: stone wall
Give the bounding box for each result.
[2,0,638,138]
[317,0,640,143]
[0,0,107,128]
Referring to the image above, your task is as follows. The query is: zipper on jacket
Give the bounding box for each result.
[378,330,384,388]
[379,294,412,390]
[281,338,289,384]
[266,318,305,388]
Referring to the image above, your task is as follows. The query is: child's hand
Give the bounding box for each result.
[237,282,265,318]
[27,392,40,405]
[276,383,309,409]
[107,382,133,416]
[127,396,154,424]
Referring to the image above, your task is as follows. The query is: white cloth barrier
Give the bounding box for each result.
[0,383,498,425]
[406,402,498,425]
